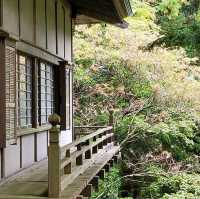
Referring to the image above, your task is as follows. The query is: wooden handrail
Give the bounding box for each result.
[62,126,112,151]
[74,126,108,128]
[48,114,115,198]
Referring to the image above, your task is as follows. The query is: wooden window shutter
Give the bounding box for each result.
[5,43,17,144]
[0,39,17,147]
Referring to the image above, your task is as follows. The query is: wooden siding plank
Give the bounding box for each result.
[65,6,72,61]
[57,2,65,58]
[2,0,19,37]
[35,0,46,49]
[19,0,34,43]
[46,0,56,54]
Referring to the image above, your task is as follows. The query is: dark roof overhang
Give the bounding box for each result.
[69,0,132,28]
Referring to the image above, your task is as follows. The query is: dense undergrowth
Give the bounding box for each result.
[74,0,200,198]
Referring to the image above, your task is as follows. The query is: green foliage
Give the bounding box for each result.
[74,0,200,198]
[157,0,183,19]
[154,0,200,57]
[116,111,200,161]
[91,167,122,199]
[142,166,200,198]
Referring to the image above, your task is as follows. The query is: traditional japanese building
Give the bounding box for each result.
[0,0,132,198]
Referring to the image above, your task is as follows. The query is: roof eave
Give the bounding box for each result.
[112,0,133,19]
[71,0,133,28]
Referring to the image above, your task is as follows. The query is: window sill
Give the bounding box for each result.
[17,125,51,137]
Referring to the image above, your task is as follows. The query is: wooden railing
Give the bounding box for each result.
[74,126,109,139]
[48,114,115,198]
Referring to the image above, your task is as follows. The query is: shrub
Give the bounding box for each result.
[91,167,122,199]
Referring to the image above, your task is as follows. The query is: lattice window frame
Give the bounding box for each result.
[5,45,17,143]
[38,61,55,125]
[17,54,33,129]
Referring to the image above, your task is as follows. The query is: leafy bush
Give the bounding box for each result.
[142,166,200,199]
[74,1,200,198]
[91,167,122,199]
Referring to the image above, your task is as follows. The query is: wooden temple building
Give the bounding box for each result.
[0,0,132,198]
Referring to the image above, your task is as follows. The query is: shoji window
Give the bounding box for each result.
[38,62,55,125]
[17,55,32,128]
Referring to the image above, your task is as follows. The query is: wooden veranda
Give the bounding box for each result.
[0,115,120,199]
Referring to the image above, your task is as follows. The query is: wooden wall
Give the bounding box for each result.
[1,0,72,62]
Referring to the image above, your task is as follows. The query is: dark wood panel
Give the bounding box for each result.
[3,0,19,36]
[20,0,34,43]
[47,0,56,54]
[35,0,46,49]
[57,2,65,58]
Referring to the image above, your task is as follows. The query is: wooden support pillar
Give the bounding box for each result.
[104,163,110,172]
[76,154,83,166]
[91,176,99,192]
[85,149,91,159]
[109,109,114,126]
[98,169,105,180]
[92,145,98,154]
[109,159,114,167]
[81,184,92,197]
[113,155,118,164]
[48,114,61,198]
[64,163,72,174]
[112,134,118,146]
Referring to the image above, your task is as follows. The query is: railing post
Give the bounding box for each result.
[108,109,114,126]
[48,114,61,198]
